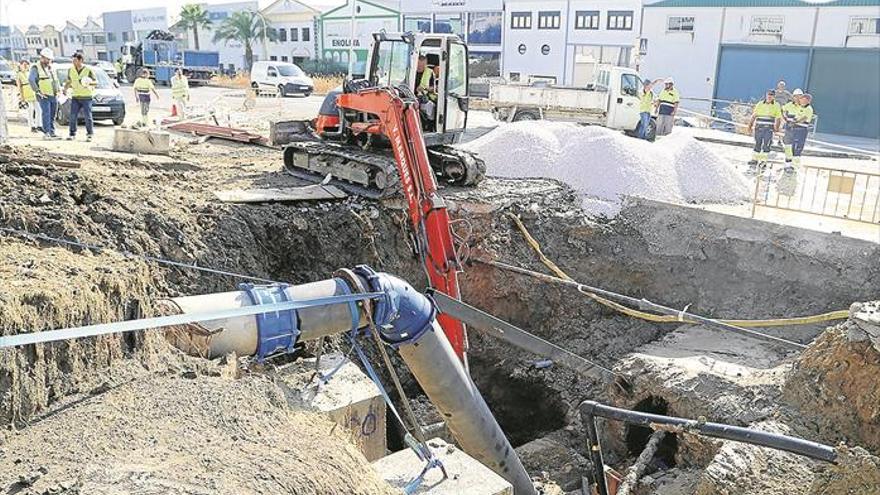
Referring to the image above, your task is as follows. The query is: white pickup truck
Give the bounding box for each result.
[488,65,654,140]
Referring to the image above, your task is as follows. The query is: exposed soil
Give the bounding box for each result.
[1,134,879,494]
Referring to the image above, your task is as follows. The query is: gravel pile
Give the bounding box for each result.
[461,122,751,216]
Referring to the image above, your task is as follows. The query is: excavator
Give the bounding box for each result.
[282,32,486,198]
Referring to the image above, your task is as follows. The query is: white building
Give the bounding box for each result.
[640,0,880,138]
[318,0,400,74]
[400,0,504,77]
[177,1,259,72]
[80,17,108,62]
[260,0,321,64]
[61,21,83,57]
[502,0,642,85]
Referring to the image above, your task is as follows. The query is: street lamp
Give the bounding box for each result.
[254,10,269,62]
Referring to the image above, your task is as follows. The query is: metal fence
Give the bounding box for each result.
[751,165,880,225]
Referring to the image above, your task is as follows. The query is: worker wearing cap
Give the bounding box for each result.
[783,92,814,171]
[655,78,680,136]
[638,78,656,140]
[29,47,60,139]
[773,80,792,107]
[17,60,42,133]
[133,68,160,127]
[64,53,97,141]
[170,68,190,119]
[746,90,782,173]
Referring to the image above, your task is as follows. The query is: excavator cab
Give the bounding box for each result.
[367,32,470,145]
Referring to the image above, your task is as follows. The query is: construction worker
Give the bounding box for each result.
[29,48,60,139]
[414,55,435,97]
[746,89,782,174]
[783,92,814,172]
[638,78,656,140]
[17,60,42,133]
[655,77,679,137]
[64,53,97,141]
[133,68,160,127]
[415,54,437,130]
[773,80,792,107]
[114,58,124,83]
[170,68,189,119]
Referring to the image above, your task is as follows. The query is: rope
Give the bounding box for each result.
[0,226,282,284]
[507,214,849,328]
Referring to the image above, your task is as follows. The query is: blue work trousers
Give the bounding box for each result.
[69,98,94,137]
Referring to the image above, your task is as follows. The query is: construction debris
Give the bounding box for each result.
[112,128,171,155]
[214,185,347,203]
[167,122,269,145]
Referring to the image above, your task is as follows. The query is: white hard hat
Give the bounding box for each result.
[664,77,674,84]
[39,48,54,60]
[792,88,804,96]
[81,76,94,86]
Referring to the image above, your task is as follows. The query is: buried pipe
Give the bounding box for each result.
[167,266,537,495]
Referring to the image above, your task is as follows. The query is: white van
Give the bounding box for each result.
[250,61,314,97]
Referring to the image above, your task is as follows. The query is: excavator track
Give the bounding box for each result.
[283,140,486,199]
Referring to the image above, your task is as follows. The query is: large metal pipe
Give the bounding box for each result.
[166,278,367,358]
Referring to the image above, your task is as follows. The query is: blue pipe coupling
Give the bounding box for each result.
[353,265,436,347]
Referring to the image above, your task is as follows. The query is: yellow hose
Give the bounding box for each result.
[507,214,849,328]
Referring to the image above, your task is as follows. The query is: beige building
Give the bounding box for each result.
[80,17,108,61]
[41,25,63,54]
[260,0,321,64]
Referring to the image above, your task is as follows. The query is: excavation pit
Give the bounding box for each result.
[624,396,678,469]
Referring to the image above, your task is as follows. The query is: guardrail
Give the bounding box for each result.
[751,165,880,225]
[578,400,837,495]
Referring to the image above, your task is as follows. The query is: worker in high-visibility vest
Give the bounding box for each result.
[29,47,60,139]
[132,68,160,127]
[746,89,782,174]
[414,54,437,131]
[170,68,190,119]
[782,92,814,172]
[114,58,124,83]
[64,53,97,141]
[655,77,680,137]
[638,78,656,140]
[17,59,42,133]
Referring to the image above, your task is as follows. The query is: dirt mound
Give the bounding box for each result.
[0,361,395,495]
[460,122,750,216]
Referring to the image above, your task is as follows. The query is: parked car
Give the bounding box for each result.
[250,61,313,97]
[53,64,126,126]
[93,60,117,80]
[0,60,16,85]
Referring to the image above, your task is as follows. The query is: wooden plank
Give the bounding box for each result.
[214,185,347,203]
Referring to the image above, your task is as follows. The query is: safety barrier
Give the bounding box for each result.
[751,165,880,225]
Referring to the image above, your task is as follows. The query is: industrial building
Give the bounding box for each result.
[501,0,643,85]
[102,7,169,62]
[174,1,259,73]
[640,0,880,138]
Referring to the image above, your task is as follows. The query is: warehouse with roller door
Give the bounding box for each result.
[640,0,880,138]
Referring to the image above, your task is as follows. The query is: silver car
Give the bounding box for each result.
[0,61,16,85]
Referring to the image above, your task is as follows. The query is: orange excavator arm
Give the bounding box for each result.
[335,87,468,360]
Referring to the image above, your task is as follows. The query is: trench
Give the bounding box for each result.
[624,396,678,470]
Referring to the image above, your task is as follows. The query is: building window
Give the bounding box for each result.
[538,11,561,30]
[290,28,298,41]
[95,34,106,44]
[302,27,310,42]
[468,12,502,45]
[122,31,131,42]
[667,16,694,32]
[607,11,633,31]
[270,55,277,61]
[404,15,431,33]
[509,72,520,82]
[434,14,463,39]
[53,39,58,47]
[278,28,287,42]
[849,17,880,35]
[511,12,532,30]
[575,11,600,30]
[106,32,115,42]
[281,55,288,62]
[750,16,784,35]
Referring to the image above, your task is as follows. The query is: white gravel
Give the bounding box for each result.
[461,122,751,216]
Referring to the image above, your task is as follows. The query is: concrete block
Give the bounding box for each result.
[372,438,513,495]
[112,128,170,155]
[276,353,387,461]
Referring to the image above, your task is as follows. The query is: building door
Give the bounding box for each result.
[714,45,809,119]
[808,48,880,138]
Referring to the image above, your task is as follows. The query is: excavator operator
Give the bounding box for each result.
[415,54,438,131]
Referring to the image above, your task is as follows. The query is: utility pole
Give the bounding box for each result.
[347,0,356,78]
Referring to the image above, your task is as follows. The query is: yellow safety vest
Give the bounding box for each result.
[133,77,153,95]
[782,102,799,121]
[68,66,95,98]
[417,69,436,101]
[639,90,654,113]
[793,104,814,128]
[753,101,781,127]
[36,63,56,96]
[18,70,35,102]
[657,88,680,115]
[171,75,188,99]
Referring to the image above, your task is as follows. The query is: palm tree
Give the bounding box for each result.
[178,4,211,51]
[212,10,271,71]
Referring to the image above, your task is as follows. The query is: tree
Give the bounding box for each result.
[179,4,211,51]
[212,10,271,71]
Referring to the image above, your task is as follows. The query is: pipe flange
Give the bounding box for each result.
[334,267,374,320]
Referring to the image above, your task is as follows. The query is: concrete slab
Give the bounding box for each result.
[372,438,512,495]
[112,128,170,155]
[275,353,387,461]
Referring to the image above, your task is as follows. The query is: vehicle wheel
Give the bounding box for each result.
[113,116,124,125]
[303,92,312,98]
[277,85,286,98]
[646,119,657,142]
[512,110,540,122]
